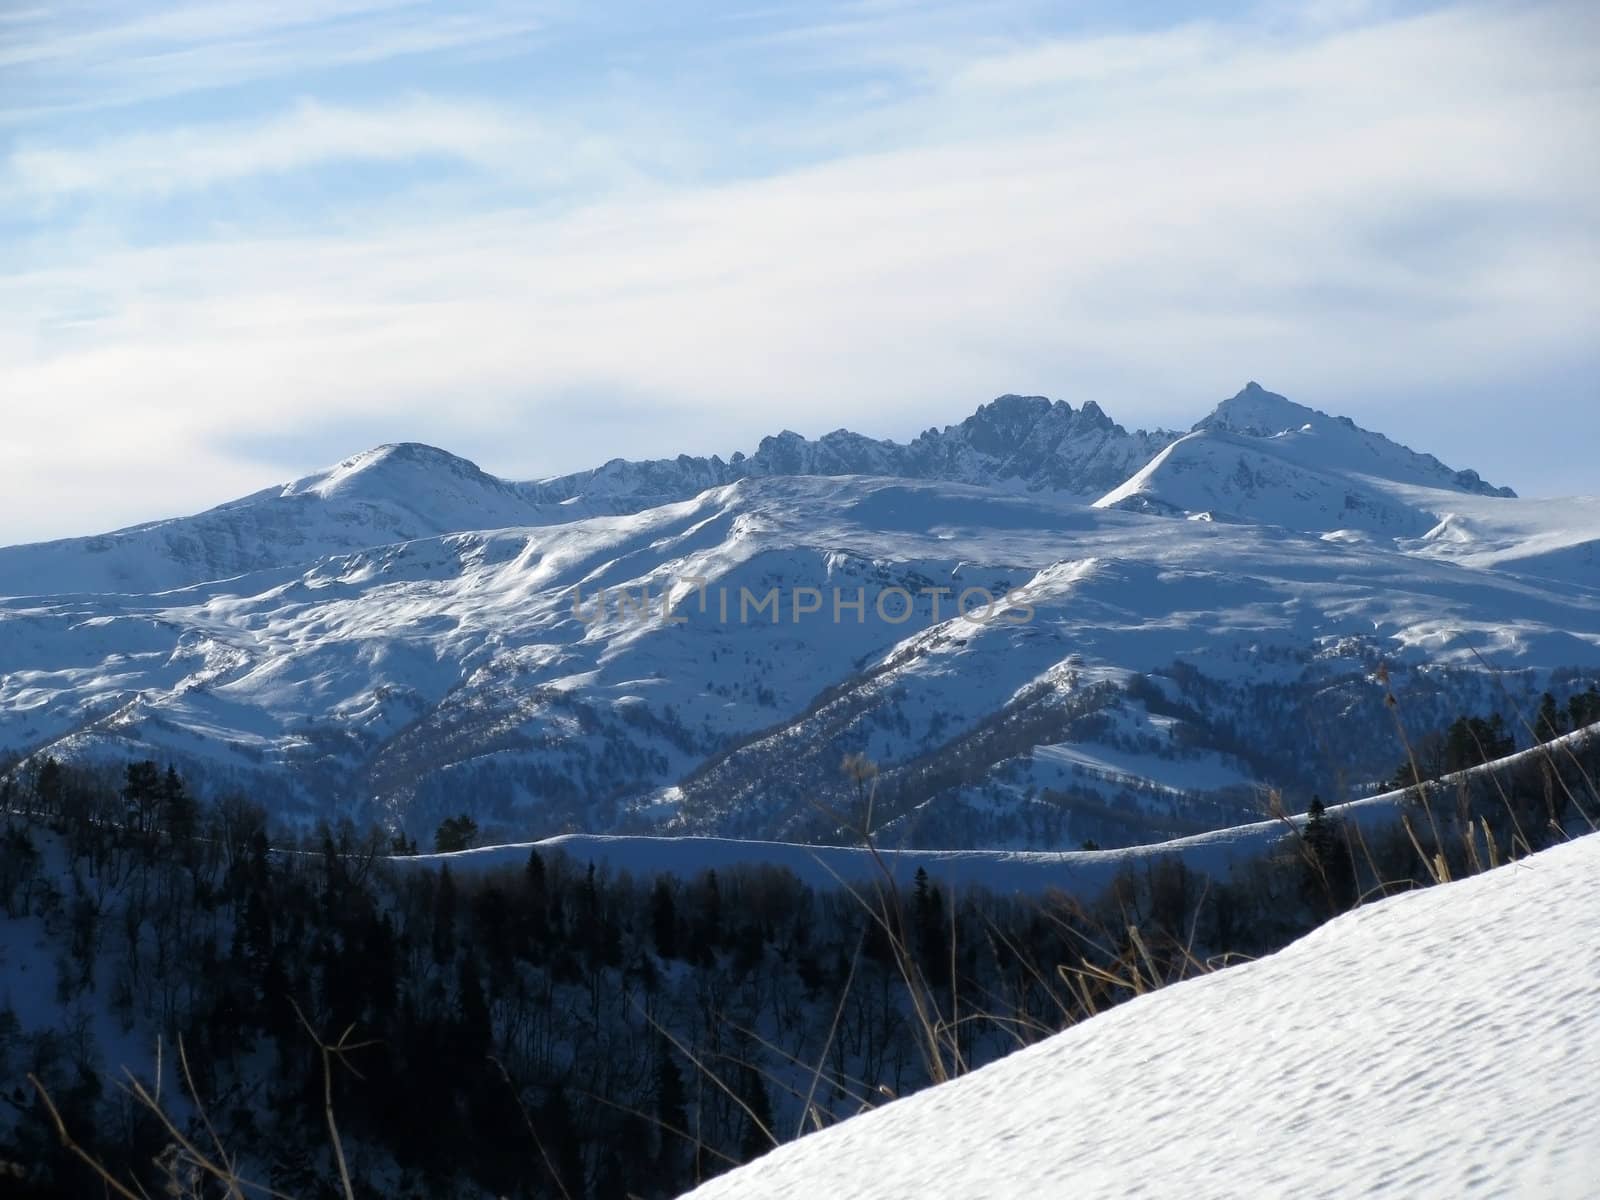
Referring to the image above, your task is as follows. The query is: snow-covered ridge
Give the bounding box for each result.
[1198,382,1515,498]
[2,469,1597,844]
[0,441,567,598]
[523,392,1179,513]
[0,384,1591,847]
[0,383,1532,601]
[393,721,1599,895]
[0,392,1183,598]
[1095,383,1522,539]
[682,829,1600,1199]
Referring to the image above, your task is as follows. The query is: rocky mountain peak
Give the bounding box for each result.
[1197,382,1320,437]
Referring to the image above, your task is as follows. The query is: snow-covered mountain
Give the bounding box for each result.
[1096,382,1516,534]
[526,393,1178,512]
[0,442,570,597]
[1196,382,1515,497]
[2,385,1595,846]
[0,394,1176,598]
[683,829,1600,1200]
[1093,384,1600,587]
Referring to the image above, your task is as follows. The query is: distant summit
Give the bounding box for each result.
[282,442,489,497]
[526,392,1178,511]
[1195,383,1514,498]
[0,441,561,597]
[1198,381,1322,437]
[0,383,1515,595]
[0,383,1591,847]
[1095,383,1516,535]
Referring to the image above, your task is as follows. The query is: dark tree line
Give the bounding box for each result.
[0,723,1595,1198]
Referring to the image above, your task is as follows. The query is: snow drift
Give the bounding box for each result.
[683,831,1600,1199]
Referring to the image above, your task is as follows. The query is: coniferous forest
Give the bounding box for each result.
[0,713,1596,1198]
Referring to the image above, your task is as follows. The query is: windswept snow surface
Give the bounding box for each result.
[683,831,1600,1199]
[1093,384,1539,547]
[2,385,1594,846]
[7,469,1590,840]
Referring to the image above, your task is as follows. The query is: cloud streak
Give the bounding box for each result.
[0,0,548,119]
[6,97,534,202]
[0,0,1595,543]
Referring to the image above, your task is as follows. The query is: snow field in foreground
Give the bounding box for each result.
[683,832,1600,1199]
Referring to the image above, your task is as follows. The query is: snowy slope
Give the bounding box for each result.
[387,722,1598,903]
[1197,382,1513,498]
[1095,425,1439,533]
[0,396,1175,598]
[0,443,569,597]
[683,830,1600,1199]
[524,393,1178,512]
[1093,383,1546,554]
[1393,491,1600,587]
[1,385,1551,601]
[5,472,1597,843]
[1,385,1594,846]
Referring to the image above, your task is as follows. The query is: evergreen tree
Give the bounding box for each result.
[536,1087,585,1199]
[689,868,722,963]
[122,760,163,835]
[160,765,197,844]
[912,867,951,990]
[1444,715,1514,772]
[653,1034,689,1180]
[1568,685,1600,731]
[35,757,63,817]
[1300,796,1354,913]
[651,877,679,960]
[432,813,479,853]
[521,848,550,951]
[736,1062,775,1162]
[576,862,605,968]
[431,865,458,966]
[1303,796,1334,865]
[1487,712,1515,758]
[1537,691,1565,743]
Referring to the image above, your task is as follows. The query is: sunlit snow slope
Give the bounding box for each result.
[6,473,1597,843]
[1093,383,1531,539]
[1,385,1595,848]
[684,831,1600,1200]
[0,395,1175,598]
[0,443,567,596]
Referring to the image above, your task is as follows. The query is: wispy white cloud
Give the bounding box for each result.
[0,0,1595,542]
[0,0,549,118]
[8,97,530,202]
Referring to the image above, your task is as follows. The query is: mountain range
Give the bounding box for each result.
[2,383,1596,848]
[0,389,1183,596]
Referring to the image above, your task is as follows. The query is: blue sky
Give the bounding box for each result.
[1,0,1596,542]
